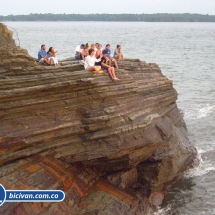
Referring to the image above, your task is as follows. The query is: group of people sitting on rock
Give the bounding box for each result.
[38,45,59,66]
[75,43,124,81]
[38,43,124,81]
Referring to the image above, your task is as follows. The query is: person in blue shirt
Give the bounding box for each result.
[103,44,118,69]
[38,44,50,65]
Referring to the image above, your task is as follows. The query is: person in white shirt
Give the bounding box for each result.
[84,48,102,73]
[75,44,85,60]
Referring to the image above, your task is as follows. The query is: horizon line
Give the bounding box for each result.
[1,13,215,16]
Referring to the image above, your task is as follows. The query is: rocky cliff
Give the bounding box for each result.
[0,23,197,215]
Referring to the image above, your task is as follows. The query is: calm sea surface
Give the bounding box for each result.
[3,22,215,215]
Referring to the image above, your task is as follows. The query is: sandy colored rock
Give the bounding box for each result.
[0,23,197,214]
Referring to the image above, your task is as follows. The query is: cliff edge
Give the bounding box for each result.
[0,23,197,215]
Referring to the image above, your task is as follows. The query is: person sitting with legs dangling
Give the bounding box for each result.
[103,44,118,69]
[99,50,120,81]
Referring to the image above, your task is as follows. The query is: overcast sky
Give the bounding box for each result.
[0,0,215,16]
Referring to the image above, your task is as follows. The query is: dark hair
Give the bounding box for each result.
[95,43,98,45]
[117,45,120,48]
[86,43,89,48]
[88,48,94,55]
[102,50,107,54]
[41,44,45,49]
[47,47,53,54]
[106,44,110,47]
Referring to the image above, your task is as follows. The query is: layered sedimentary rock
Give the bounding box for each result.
[0,23,197,215]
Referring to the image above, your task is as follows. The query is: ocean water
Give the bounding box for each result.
[3,21,215,215]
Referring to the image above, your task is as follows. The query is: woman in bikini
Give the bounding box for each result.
[114,45,124,61]
[47,47,59,66]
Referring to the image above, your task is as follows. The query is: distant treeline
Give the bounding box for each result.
[1,13,215,22]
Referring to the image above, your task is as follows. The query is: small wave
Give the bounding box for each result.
[186,147,215,178]
[197,104,215,119]
[152,205,172,215]
[180,104,215,120]
[184,110,196,120]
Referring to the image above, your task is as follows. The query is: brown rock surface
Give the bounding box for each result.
[0,23,197,214]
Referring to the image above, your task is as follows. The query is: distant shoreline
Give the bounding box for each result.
[1,13,215,22]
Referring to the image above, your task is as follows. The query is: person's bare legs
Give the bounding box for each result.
[44,58,51,65]
[121,54,124,60]
[113,59,118,69]
[94,66,101,73]
[107,67,119,81]
[107,67,115,80]
[55,57,59,66]
[88,66,101,73]
[111,67,120,80]
[48,58,55,65]
[115,55,120,61]
[107,59,111,66]
[116,54,124,61]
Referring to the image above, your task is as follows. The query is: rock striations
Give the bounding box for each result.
[0,23,197,214]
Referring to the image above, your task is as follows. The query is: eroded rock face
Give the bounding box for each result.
[0,23,197,215]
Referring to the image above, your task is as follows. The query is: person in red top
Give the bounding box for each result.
[100,50,120,81]
[95,44,102,59]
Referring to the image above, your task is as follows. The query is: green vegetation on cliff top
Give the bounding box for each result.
[0,13,215,22]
